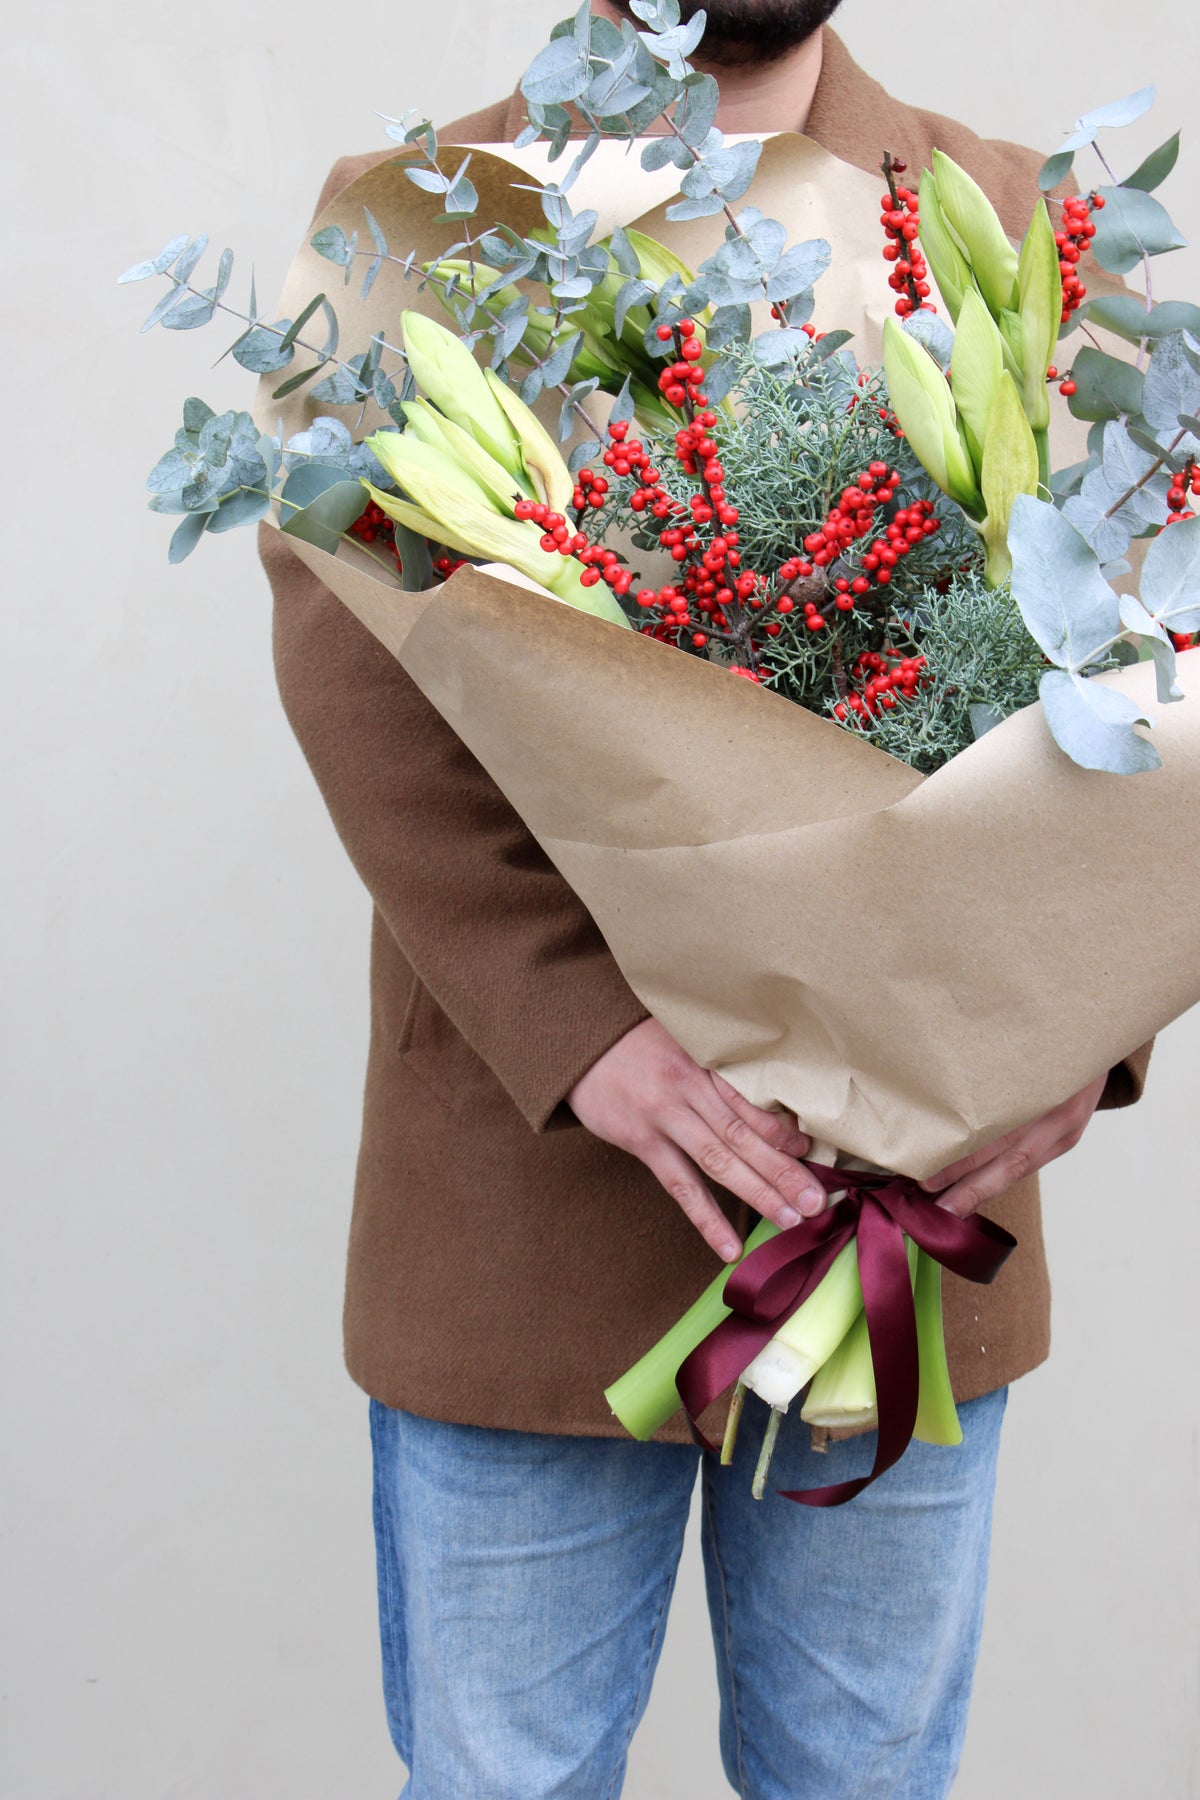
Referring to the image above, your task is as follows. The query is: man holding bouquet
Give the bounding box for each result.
[261,2,1152,1794]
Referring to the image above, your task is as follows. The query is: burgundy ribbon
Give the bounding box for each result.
[676,1164,1016,1507]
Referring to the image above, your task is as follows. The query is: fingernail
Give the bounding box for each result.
[778,1205,801,1226]
[721,1241,741,1262]
[800,1190,825,1216]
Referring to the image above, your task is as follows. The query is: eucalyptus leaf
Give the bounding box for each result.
[706,302,752,350]
[161,294,216,331]
[1038,150,1075,193]
[1039,667,1160,773]
[278,292,327,353]
[206,487,271,533]
[1090,184,1187,276]
[1142,331,1200,442]
[168,510,210,563]
[521,35,591,106]
[312,224,353,267]
[1139,511,1200,634]
[1077,294,1200,344]
[1065,346,1145,421]
[1009,492,1121,669]
[279,466,368,553]
[391,521,435,592]
[1118,593,1182,701]
[170,234,210,287]
[665,194,725,223]
[765,240,832,302]
[404,166,449,195]
[1058,86,1156,153]
[1124,130,1182,194]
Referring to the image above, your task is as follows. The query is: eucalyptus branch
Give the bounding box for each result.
[156,267,407,389]
[1103,427,1185,518]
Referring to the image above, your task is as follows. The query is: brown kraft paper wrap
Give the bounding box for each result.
[255,138,1200,1182]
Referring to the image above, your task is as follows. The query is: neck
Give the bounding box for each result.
[591,5,825,135]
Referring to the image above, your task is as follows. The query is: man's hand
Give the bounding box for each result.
[566,1019,826,1261]
[919,1073,1109,1218]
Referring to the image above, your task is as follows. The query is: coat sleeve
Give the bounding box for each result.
[260,156,649,1131]
[262,526,649,1131]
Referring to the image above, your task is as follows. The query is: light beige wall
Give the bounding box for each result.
[4,3,1197,1796]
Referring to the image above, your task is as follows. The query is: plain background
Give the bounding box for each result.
[4,2,1199,1795]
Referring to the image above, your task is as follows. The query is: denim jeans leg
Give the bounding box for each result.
[700,1387,1008,1800]
[368,1398,701,1800]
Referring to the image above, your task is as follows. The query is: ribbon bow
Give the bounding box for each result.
[676,1163,1016,1507]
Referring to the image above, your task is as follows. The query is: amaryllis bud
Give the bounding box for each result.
[930,149,1020,318]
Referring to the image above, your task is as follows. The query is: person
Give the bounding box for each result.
[259,5,1153,1794]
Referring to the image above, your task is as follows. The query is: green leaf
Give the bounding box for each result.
[1077,294,1200,344]
[391,521,434,592]
[279,466,369,554]
[1038,150,1075,193]
[1124,131,1181,194]
[980,371,1039,585]
[1066,346,1145,422]
[271,362,325,400]
[1090,185,1188,275]
[278,292,327,353]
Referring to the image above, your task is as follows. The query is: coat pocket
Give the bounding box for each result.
[397,977,478,1111]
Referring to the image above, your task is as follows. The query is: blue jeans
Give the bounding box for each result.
[369,1386,1008,1800]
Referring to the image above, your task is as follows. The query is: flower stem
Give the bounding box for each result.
[604,1218,780,1440]
[720,1380,747,1465]
[752,1405,784,1500]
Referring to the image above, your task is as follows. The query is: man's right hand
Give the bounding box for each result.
[566,1018,826,1262]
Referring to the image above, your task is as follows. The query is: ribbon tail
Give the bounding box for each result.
[780,1197,920,1508]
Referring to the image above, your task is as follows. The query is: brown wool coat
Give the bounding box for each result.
[259,28,1152,1442]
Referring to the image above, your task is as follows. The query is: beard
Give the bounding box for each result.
[605,1,843,67]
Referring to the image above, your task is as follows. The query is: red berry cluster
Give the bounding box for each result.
[800,477,940,614]
[834,647,929,722]
[653,314,708,409]
[514,489,634,598]
[350,499,402,566]
[1056,192,1102,325]
[434,553,467,579]
[523,310,943,697]
[1167,458,1200,525]
[879,157,934,319]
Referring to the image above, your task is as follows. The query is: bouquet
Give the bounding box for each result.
[123,1,1200,1503]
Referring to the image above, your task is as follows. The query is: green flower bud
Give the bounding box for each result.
[401,399,532,509]
[917,169,971,323]
[949,288,1005,472]
[1016,201,1061,433]
[979,371,1040,586]
[484,368,575,516]
[400,310,521,477]
[362,431,627,626]
[931,150,1020,319]
[883,317,982,517]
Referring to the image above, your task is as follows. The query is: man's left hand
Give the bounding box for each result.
[919,1073,1109,1218]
